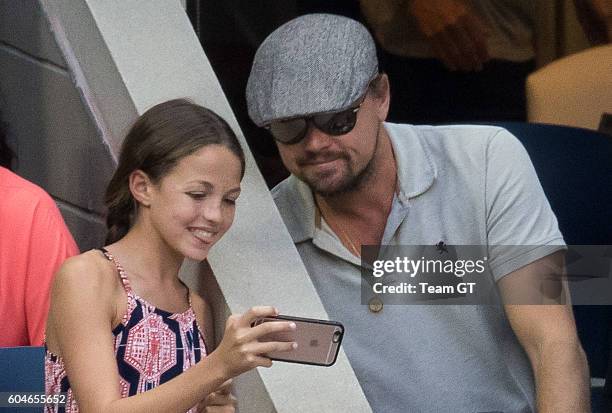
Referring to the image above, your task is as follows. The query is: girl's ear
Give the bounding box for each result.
[129,170,154,207]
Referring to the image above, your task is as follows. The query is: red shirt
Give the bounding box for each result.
[0,167,79,346]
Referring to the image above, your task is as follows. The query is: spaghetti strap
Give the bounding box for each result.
[99,247,132,294]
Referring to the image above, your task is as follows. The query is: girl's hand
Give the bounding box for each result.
[197,379,236,413]
[208,306,297,379]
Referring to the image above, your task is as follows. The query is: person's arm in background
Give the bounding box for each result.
[25,193,78,346]
[406,0,490,71]
[499,253,590,412]
[360,0,489,71]
[574,0,612,44]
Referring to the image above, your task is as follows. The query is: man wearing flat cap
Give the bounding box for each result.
[246,14,589,412]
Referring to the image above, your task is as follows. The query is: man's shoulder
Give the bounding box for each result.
[271,175,313,243]
[389,122,509,146]
[271,174,300,208]
[387,123,520,178]
[388,123,525,170]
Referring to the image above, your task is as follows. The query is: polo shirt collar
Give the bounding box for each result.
[386,122,437,203]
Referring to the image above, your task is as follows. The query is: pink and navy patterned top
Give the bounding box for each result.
[45,248,207,412]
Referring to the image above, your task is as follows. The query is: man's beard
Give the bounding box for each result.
[307,155,376,196]
[299,126,380,197]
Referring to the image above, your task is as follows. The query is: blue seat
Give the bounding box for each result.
[497,122,612,411]
[0,346,45,413]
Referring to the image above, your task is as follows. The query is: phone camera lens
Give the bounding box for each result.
[332,331,342,343]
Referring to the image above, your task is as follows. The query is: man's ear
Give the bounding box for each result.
[375,73,391,121]
[129,170,154,207]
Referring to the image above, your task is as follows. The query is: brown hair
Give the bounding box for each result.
[104,99,245,244]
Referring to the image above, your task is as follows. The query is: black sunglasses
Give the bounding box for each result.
[265,97,365,145]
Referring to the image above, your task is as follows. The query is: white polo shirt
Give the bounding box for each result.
[272,123,565,413]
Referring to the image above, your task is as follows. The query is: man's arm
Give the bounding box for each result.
[498,251,590,413]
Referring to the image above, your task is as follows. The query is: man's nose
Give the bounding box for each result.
[302,124,333,152]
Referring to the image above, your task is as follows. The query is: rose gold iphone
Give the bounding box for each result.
[252,315,344,366]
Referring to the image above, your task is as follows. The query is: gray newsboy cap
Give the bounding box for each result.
[246,14,379,127]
